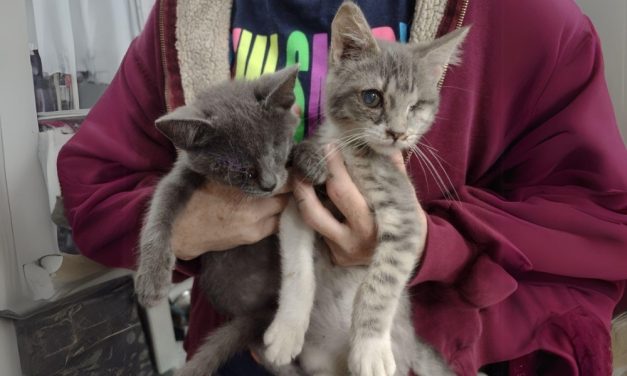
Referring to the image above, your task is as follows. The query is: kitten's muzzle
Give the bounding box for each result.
[259,180,277,193]
[386,130,407,142]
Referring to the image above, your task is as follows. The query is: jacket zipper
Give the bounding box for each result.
[456,0,470,29]
[438,0,470,90]
[159,0,172,112]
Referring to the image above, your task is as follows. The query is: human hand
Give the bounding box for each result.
[293,145,423,266]
[171,181,291,260]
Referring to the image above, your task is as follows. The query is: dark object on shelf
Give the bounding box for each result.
[171,289,191,341]
[30,48,56,112]
[56,226,79,254]
[33,75,57,112]
[51,195,79,254]
[6,276,157,376]
[49,72,74,111]
[30,48,42,77]
[77,71,109,109]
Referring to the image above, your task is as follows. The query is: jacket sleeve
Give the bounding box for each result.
[411,15,627,304]
[57,3,175,270]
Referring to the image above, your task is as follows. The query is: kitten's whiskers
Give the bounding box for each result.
[405,147,430,193]
[409,144,460,202]
[297,129,369,184]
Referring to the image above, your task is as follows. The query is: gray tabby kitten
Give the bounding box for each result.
[134,67,305,376]
[263,3,468,376]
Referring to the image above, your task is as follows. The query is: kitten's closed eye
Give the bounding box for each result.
[245,168,259,180]
[239,167,259,180]
[410,100,433,112]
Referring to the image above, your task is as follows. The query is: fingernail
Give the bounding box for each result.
[291,104,301,117]
[250,350,261,363]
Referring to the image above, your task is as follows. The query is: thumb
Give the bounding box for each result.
[391,151,407,175]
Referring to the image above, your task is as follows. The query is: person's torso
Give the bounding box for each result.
[229,0,416,140]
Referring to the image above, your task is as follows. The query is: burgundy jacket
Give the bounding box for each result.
[57,0,627,374]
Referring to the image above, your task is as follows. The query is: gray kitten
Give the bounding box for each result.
[134,66,304,375]
[263,3,468,376]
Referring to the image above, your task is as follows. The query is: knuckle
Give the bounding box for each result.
[359,224,376,241]
[276,195,289,208]
[328,242,349,266]
[330,252,346,266]
[335,259,347,267]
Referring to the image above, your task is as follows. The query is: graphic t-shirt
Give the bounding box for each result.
[230,0,416,140]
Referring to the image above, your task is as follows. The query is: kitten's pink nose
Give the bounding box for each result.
[386,130,405,142]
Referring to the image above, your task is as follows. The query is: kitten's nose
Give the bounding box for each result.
[259,177,277,192]
[386,130,405,142]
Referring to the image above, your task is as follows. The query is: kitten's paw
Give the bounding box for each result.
[263,318,308,366]
[135,268,171,307]
[349,337,396,376]
[308,167,328,186]
[292,141,328,185]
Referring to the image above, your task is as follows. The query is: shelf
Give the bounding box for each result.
[37,109,89,121]
[0,254,132,318]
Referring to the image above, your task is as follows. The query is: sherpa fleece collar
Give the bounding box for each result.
[162,0,461,108]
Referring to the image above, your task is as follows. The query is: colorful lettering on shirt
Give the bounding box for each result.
[232,22,408,140]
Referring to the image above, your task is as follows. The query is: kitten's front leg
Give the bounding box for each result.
[135,221,175,307]
[264,198,316,365]
[135,177,182,307]
[348,173,426,376]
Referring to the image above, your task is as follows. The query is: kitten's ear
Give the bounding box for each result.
[416,26,470,79]
[330,2,379,64]
[256,65,299,110]
[155,105,215,149]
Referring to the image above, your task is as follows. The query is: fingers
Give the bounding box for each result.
[258,214,281,239]
[237,194,286,243]
[274,183,292,195]
[391,151,406,174]
[274,174,294,194]
[325,239,346,266]
[293,179,348,244]
[291,104,301,117]
[242,214,280,244]
[327,234,376,267]
[254,193,290,219]
[325,146,373,236]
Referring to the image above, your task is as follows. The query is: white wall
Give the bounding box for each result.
[0,121,21,376]
[0,0,58,306]
[576,0,627,144]
[0,0,51,372]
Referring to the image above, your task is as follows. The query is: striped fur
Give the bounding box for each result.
[265,3,468,376]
